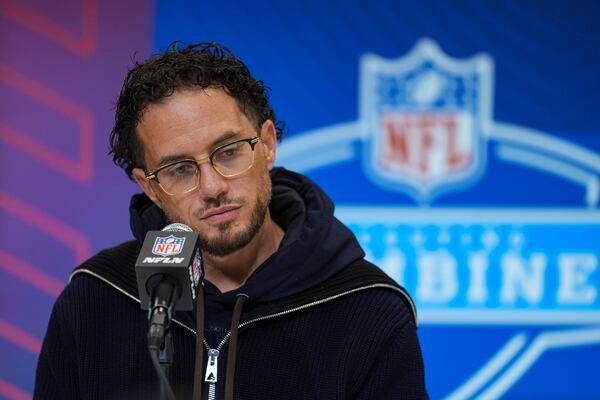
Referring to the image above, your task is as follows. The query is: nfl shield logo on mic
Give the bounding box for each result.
[360,39,494,202]
[152,235,185,256]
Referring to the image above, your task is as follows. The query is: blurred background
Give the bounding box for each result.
[1,0,599,398]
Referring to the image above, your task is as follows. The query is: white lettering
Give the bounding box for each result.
[361,230,600,310]
[500,252,547,305]
[142,257,185,264]
[416,250,458,303]
[557,253,597,305]
[467,252,488,304]
[381,248,406,286]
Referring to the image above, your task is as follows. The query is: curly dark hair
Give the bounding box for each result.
[109,42,285,178]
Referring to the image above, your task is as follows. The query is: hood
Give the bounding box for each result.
[129,167,365,304]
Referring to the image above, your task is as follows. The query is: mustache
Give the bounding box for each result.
[197,196,246,215]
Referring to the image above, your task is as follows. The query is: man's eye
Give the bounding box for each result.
[214,145,240,161]
[166,163,196,177]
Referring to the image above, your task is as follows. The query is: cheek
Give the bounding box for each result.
[161,195,196,221]
[253,169,272,207]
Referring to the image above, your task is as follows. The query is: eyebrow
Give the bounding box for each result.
[153,130,243,169]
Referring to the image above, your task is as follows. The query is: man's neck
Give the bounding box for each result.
[202,213,284,293]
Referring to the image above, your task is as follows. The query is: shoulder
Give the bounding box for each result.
[73,240,140,275]
[70,240,141,299]
[56,268,139,321]
[279,258,418,326]
[50,241,141,322]
[46,244,147,353]
[327,284,417,334]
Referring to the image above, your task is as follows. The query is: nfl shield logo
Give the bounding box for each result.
[360,39,494,202]
[152,235,185,256]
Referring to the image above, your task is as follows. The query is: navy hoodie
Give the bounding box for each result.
[34,168,426,399]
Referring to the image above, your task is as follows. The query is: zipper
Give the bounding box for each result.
[71,269,417,335]
[73,269,417,399]
[72,270,223,398]
[201,320,243,400]
[70,269,199,336]
[204,349,219,400]
[215,283,416,345]
[196,283,416,400]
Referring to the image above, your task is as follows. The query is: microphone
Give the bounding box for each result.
[135,223,203,349]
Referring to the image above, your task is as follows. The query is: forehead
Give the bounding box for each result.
[137,87,254,168]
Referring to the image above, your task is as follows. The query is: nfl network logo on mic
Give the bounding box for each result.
[152,235,186,256]
[278,38,600,398]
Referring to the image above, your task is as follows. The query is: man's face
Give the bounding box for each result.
[132,87,277,257]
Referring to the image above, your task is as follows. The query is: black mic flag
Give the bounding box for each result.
[135,223,202,400]
[135,223,203,313]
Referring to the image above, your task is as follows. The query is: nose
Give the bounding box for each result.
[196,162,228,199]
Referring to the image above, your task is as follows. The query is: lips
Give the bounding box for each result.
[200,205,241,222]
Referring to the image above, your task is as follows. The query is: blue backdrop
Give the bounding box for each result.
[0,1,599,399]
[155,1,600,398]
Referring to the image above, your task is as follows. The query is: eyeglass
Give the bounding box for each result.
[145,136,260,195]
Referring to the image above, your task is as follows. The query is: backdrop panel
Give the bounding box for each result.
[0,0,153,397]
[1,1,599,399]
[155,1,600,399]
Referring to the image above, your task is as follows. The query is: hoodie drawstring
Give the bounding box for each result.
[192,284,205,399]
[225,293,248,400]
[192,288,248,400]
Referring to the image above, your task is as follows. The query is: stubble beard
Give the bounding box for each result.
[164,172,272,257]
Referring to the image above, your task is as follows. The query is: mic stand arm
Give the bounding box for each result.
[159,330,174,400]
[147,277,179,400]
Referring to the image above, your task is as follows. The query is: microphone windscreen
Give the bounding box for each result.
[135,224,202,311]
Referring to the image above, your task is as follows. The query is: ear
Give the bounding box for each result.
[132,167,163,208]
[260,120,277,170]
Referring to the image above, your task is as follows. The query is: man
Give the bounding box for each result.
[34,42,426,399]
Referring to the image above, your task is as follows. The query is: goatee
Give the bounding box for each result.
[164,172,272,257]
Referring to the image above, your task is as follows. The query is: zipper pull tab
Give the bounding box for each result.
[205,349,219,383]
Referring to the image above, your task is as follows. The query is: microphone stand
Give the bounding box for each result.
[159,330,174,400]
[136,225,201,400]
[147,279,178,400]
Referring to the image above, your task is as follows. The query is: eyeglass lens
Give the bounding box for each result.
[157,139,255,194]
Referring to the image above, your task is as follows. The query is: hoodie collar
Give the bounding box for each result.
[129,167,365,304]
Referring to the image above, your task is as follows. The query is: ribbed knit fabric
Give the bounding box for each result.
[34,272,425,399]
[35,168,427,399]
[34,273,195,400]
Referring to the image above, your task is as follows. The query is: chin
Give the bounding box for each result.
[200,219,263,257]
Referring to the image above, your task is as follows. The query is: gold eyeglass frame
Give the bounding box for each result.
[145,136,260,196]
